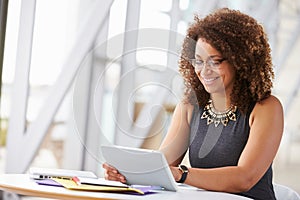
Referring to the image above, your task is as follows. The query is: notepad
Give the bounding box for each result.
[52,178,145,194]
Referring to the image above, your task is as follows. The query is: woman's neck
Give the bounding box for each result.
[210,94,231,112]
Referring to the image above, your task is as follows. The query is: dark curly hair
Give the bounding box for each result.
[179,8,274,114]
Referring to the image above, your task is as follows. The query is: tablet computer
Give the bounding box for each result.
[100,145,178,191]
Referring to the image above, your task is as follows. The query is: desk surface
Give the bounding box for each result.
[0,174,251,200]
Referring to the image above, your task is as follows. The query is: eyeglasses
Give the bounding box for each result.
[189,58,227,71]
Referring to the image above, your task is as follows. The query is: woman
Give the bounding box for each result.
[103,8,283,200]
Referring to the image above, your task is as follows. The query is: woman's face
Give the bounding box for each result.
[193,38,236,97]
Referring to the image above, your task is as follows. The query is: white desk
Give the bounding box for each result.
[0,174,251,200]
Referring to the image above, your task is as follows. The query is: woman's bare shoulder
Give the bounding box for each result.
[255,95,283,110]
[250,95,283,125]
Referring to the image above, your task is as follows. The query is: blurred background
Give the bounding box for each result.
[0,0,299,197]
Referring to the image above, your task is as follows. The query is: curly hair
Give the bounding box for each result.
[179,8,274,114]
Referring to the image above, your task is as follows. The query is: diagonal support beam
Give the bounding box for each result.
[6,0,114,173]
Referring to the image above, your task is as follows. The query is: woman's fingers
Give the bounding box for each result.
[102,163,127,183]
[103,163,117,173]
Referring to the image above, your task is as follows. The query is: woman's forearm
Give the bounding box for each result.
[179,166,257,193]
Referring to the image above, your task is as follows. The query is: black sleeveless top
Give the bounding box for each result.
[189,105,276,200]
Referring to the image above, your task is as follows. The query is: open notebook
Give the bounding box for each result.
[101,145,178,191]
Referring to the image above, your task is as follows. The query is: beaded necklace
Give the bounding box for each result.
[201,99,237,127]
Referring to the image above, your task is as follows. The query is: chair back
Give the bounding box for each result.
[274,183,300,200]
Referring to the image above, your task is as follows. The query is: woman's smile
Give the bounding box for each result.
[201,76,220,85]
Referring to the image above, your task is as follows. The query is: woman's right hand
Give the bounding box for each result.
[102,163,127,183]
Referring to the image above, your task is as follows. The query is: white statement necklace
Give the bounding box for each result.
[201,99,237,127]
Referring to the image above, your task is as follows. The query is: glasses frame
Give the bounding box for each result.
[189,58,227,71]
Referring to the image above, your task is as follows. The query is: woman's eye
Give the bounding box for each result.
[196,60,204,65]
[212,60,221,65]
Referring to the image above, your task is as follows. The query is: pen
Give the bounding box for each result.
[72,177,81,185]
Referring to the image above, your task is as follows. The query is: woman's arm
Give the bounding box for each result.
[159,102,194,166]
[170,95,284,193]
